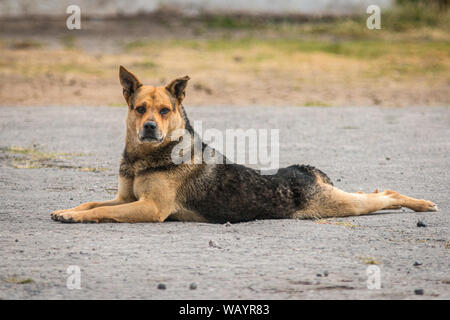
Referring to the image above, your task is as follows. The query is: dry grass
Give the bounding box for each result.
[1,146,106,172]
[315,219,360,228]
[358,256,381,265]
[2,276,34,284]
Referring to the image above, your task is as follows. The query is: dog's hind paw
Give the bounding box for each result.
[412,200,438,212]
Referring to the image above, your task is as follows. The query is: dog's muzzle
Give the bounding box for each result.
[138,121,164,143]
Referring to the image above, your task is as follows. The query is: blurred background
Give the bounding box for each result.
[0,0,448,107]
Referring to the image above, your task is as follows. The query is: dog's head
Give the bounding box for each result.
[119,65,189,146]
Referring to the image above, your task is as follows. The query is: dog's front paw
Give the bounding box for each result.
[51,208,75,220]
[52,211,99,223]
[51,211,62,221]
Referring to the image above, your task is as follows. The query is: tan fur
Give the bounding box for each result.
[294,180,437,219]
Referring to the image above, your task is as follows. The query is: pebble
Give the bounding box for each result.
[413,261,422,267]
[323,270,329,277]
[209,240,221,249]
[414,288,424,295]
[417,220,427,228]
[157,283,166,290]
[189,282,197,290]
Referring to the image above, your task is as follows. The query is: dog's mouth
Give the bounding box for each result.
[138,134,164,144]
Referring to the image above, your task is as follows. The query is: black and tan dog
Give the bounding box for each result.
[51,66,438,223]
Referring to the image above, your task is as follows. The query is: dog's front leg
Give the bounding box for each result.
[53,199,172,223]
[51,197,128,218]
[51,176,135,218]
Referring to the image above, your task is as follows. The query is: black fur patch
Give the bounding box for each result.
[181,163,324,223]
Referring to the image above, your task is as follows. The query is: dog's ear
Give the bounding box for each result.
[119,66,142,106]
[166,76,190,103]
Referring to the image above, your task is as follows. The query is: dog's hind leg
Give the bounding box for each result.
[295,185,438,219]
[356,189,401,210]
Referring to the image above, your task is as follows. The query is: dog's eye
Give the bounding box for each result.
[160,108,170,115]
[136,106,146,114]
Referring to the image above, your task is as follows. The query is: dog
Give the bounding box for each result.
[51,66,438,223]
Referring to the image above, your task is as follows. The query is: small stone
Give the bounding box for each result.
[224,222,232,227]
[316,273,322,277]
[413,261,422,267]
[189,282,197,290]
[337,178,341,182]
[417,220,427,228]
[209,240,221,249]
[157,283,166,290]
[323,270,329,277]
[386,157,391,160]
[15,239,18,242]
[414,288,424,295]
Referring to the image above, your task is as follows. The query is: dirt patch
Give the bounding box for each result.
[0,17,448,107]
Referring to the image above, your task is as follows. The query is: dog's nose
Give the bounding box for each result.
[143,121,157,130]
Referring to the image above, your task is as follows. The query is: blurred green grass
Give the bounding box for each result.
[124,0,449,61]
[125,38,449,60]
[193,0,449,40]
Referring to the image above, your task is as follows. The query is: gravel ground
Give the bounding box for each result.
[0,105,448,299]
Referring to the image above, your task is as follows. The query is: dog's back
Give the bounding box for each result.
[177,163,331,223]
